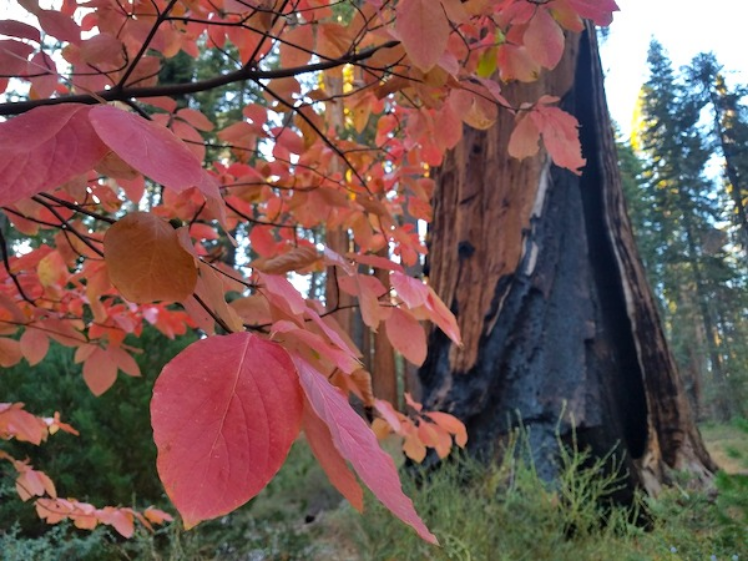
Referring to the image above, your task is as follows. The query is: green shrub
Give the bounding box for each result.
[1,327,196,534]
[335,430,746,561]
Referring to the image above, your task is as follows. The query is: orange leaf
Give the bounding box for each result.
[251,246,319,275]
[0,403,48,444]
[143,506,173,525]
[0,338,23,368]
[82,347,118,396]
[279,24,314,68]
[20,328,50,367]
[104,212,198,303]
[425,411,468,447]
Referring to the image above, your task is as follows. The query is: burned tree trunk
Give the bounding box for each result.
[420,25,715,495]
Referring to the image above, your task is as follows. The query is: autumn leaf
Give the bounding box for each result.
[104,212,198,303]
[524,8,565,69]
[508,99,586,174]
[508,112,541,160]
[302,399,364,512]
[395,0,450,72]
[151,333,303,528]
[89,106,205,194]
[385,308,427,366]
[0,104,109,206]
[295,356,438,544]
[564,0,619,26]
[0,403,48,444]
[251,245,319,274]
[0,19,41,42]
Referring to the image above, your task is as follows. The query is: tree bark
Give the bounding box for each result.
[420,25,716,496]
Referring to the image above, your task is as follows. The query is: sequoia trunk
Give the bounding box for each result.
[420,25,716,495]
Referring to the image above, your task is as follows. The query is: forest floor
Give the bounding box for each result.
[163,422,748,561]
[2,422,746,560]
[701,420,748,474]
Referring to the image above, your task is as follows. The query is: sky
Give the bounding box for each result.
[600,0,748,137]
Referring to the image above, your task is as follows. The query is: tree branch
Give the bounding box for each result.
[0,41,400,117]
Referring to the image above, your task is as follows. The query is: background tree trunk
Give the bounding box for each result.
[420,25,716,496]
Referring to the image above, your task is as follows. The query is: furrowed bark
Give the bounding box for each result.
[420,24,715,495]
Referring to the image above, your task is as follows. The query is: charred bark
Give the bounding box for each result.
[420,25,716,496]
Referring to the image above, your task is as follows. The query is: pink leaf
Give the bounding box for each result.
[531,102,586,174]
[302,399,364,512]
[37,10,81,44]
[385,308,427,366]
[524,8,565,69]
[395,0,450,72]
[391,272,428,309]
[507,113,541,160]
[0,19,41,42]
[258,272,307,316]
[151,333,302,528]
[424,288,461,346]
[28,52,57,98]
[0,105,108,207]
[565,0,619,26]
[295,357,437,544]
[89,106,204,193]
[0,39,34,76]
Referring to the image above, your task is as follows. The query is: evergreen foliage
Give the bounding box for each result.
[623,42,748,421]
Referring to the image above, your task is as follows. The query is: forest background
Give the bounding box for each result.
[0,0,746,559]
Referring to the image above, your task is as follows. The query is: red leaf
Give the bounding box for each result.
[395,0,450,72]
[89,106,204,193]
[302,399,364,512]
[259,272,307,316]
[0,104,108,206]
[385,308,427,366]
[295,357,437,544]
[176,108,214,132]
[151,333,303,528]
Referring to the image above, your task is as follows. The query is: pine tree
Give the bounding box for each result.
[634,42,746,420]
